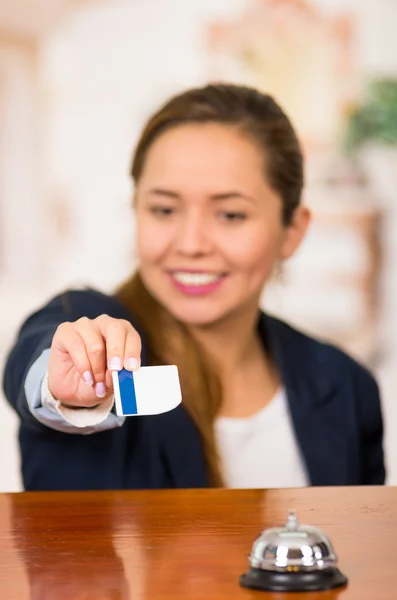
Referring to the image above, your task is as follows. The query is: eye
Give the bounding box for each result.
[149,206,175,217]
[219,211,247,222]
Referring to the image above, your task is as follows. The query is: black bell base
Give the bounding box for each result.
[240,567,348,592]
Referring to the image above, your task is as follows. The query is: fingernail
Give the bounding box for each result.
[83,371,94,385]
[126,357,140,371]
[95,382,107,398]
[108,356,122,371]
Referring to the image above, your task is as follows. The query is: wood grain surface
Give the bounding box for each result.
[0,486,395,599]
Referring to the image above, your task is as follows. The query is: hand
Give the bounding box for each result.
[47,315,141,408]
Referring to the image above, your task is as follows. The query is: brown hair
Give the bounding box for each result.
[116,83,304,486]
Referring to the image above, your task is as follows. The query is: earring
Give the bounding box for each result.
[274,260,285,284]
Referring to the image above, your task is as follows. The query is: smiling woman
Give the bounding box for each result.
[3,83,385,491]
[133,122,302,326]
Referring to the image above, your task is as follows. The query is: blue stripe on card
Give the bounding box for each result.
[118,369,138,415]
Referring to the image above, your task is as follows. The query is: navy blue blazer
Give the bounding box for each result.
[3,289,385,490]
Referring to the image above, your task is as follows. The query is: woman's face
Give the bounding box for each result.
[135,123,308,327]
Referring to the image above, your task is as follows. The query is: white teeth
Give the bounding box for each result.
[172,272,221,286]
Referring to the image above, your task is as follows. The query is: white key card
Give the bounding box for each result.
[112,365,182,416]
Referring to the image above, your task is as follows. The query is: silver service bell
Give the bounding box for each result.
[240,510,348,592]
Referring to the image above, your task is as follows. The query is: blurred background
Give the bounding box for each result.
[1,0,397,491]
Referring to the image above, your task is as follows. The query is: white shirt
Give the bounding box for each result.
[214,387,309,488]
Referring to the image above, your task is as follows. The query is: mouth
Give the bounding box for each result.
[168,270,227,295]
[171,271,224,286]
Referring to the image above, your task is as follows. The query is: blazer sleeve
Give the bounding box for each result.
[2,289,120,432]
[355,363,386,485]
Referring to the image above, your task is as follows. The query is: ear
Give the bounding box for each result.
[280,205,311,260]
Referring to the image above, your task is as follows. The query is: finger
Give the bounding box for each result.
[102,318,127,372]
[95,316,142,372]
[52,323,94,385]
[123,322,142,371]
[74,317,107,398]
[62,387,108,409]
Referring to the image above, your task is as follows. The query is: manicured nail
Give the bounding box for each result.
[83,371,94,385]
[108,356,122,371]
[95,382,107,398]
[126,357,140,371]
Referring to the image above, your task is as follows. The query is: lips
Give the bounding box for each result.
[168,270,227,296]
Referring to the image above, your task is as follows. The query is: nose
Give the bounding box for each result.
[174,208,212,257]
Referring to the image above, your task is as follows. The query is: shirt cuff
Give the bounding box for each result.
[41,371,115,428]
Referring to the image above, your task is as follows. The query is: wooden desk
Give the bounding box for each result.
[0,487,395,599]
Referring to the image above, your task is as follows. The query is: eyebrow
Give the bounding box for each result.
[147,188,256,203]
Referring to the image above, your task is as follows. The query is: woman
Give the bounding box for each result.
[3,84,385,490]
